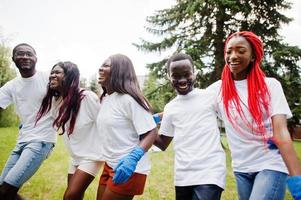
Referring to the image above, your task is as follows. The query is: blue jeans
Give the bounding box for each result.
[0,141,54,187]
[234,170,287,200]
[175,184,223,200]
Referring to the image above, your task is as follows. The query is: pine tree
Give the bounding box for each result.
[136,0,301,126]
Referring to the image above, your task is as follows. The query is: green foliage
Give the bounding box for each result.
[0,40,18,127]
[0,105,19,127]
[80,77,87,88]
[0,41,15,87]
[89,74,101,95]
[143,73,175,112]
[137,0,301,126]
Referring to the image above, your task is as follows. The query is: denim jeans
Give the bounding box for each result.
[234,169,287,200]
[0,141,54,187]
[175,184,223,200]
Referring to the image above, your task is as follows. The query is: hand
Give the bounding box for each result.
[112,146,145,184]
[153,113,162,125]
[287,176,301,200]
[267,137,280,154]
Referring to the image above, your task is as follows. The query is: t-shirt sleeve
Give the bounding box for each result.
[158,104,174,137]
[269,79,292,119]
[83,91,101,121]
[0,81,13,109]
[206,81,222,120]
[125,95,156,136]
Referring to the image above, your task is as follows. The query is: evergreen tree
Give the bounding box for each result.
[136,0,301,126]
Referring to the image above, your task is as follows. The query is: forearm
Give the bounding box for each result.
[275,132,301,175]
[272,114,301,176]
[154,134,171,151]
[139,128,158,151]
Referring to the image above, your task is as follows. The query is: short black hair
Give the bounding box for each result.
[166,53,194,74]
[12,43,36,57]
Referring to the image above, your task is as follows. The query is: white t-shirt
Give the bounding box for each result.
[52,90,103,165]
[159,88,226,188]
[208,78,291,173]
[97,92,156,175]
[0,71,56,143]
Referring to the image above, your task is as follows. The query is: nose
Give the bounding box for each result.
[229,51,238,60]
[178,77,187,83]
[50,73,56,79]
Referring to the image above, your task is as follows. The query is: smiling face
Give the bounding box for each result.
[49,65,65,92]
[98,58,112,91]
[12,45,37,77]
[225,36,254,80]
[169,59,195,95]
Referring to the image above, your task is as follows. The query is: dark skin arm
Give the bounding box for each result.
[272,114,301,175]
[139,128,158,152]
[154,134,173,151]
[152,111,173,151]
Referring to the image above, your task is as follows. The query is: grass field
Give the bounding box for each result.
[0,127,300,199]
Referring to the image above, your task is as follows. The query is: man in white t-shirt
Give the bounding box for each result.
[0,43,56,200]
[154,53,226,200]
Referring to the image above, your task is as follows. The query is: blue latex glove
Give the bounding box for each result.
[153,113,161,125]
[113,146,145,184]
[267,137,280,154]
[287,176,301,200]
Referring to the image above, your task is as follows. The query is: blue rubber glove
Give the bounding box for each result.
[287,176,301,200]
[112,146,145,184]
[267,137,280,154]
[153,113,161,125]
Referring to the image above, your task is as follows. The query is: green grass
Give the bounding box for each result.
[0,127,300,199]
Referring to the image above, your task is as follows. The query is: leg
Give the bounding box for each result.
[0,144,22,185]
[67,174,73,186]
[63,170,94,200]
[192,184,223,200]
[175,186,193,200]
[249,169,287,200]
[0,182,19,200]
[97,184,106,200]
[234,171,256,200]
[0,144,23,199]
[3,142,54,188]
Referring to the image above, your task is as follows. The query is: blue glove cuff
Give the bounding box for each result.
[287,176,301,199]
[132,146,145,161]
[153,113,161,124]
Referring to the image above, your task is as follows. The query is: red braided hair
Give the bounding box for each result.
[221,31,270,138]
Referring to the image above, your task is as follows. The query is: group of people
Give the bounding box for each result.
[0,30,300,200]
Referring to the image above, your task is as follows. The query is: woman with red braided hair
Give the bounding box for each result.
[208,31,301,199]
[36,61,104,200]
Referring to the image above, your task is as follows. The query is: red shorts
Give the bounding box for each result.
[99,162,147,196]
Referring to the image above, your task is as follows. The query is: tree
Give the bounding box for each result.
[143,73,175,112]
[89,74,101,95]
[136,0,301,126]
[0,39,18,127]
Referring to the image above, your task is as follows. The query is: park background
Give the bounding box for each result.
[1,0,301,199]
